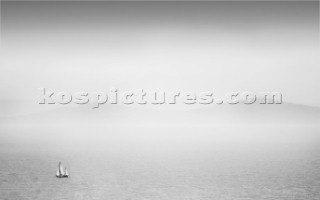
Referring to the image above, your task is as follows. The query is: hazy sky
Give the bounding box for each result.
[1,1,319,108]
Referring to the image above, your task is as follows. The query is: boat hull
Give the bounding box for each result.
[56,175,69,178]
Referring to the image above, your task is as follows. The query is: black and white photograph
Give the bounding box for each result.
[0,0,319,199]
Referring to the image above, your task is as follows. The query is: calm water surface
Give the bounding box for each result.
[1,126,320,200]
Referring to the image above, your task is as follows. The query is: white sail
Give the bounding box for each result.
[56,169,60,176]
[59,162,64,175]
[65,168,68,176]
[60,167,64,175]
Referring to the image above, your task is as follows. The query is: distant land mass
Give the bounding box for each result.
[1,101,319,126]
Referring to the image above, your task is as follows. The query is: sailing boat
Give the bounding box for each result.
[56,162,69,178]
